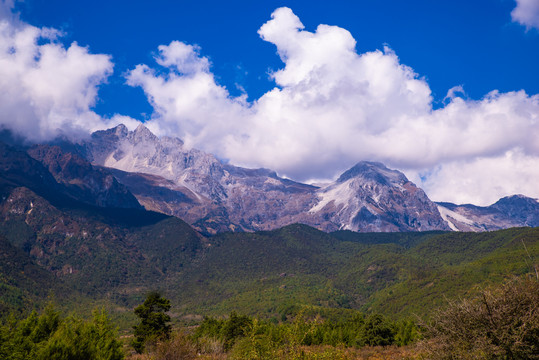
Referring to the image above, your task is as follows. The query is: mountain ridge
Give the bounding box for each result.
[74,125,453,233]
[2,125,537,234]
[70,124,538,233]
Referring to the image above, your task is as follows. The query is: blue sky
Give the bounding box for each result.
[15,0,539,118]
[1,0,539,205]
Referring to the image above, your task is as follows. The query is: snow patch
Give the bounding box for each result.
[437,205,475,231]
[265,177,282,186]
[309,179,356,213]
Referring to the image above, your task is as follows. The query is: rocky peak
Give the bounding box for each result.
[130,124,157,144]
[91,124,128,141]
[492,194,538,209]
[336,161,408,187]
[113,124,128,138]
[491,194,539,226]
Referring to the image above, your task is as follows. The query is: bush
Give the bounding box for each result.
[154,331,197,360]
[360,313,395,346]
[422,276,539,359]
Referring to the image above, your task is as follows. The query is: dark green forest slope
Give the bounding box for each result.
[1,189,537,327]
[1,139,537,328]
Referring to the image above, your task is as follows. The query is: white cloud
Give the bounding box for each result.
[412,150,539,205]
[126,7,539,205]
[2,3,537,206]
[125,40,251,152]
[512,0,539,30]
[0,6,134,142]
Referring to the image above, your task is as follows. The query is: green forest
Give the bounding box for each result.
[1,221,538,359]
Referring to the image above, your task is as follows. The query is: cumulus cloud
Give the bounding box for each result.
[414,150,539,206]
[0,3,135,142]
[512,0,539,30]
[2,2,537,206]
[126,40,251,151]
[126,7,539,205]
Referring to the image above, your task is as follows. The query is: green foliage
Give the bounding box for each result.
[360,313,395,346]
[0,304,123,360]
[194,311,254,350]
[394,319,420,346]
[193,308,417,357]
[132,291,172,353]
[2,201,538,332]
[221,312,253,350]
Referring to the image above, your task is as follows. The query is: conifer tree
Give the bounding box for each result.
[132,291,171,353]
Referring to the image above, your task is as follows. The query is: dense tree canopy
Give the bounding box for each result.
[0,304,123,360]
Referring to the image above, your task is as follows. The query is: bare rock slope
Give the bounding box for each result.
[79,124,451,233]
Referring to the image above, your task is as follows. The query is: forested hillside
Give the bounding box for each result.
[1,209,537,324]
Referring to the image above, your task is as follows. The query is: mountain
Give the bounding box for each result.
[0,141,204,301]
[27,144,143,210]
[0,233,70,316]
[77,124,450,233]
[2,133,538,327]
[4,125,537,234]
[437,195,539,231]
[309,162,450,232]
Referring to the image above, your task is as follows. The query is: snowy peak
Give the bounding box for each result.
[72,124,537,234]
[310,162,449,232]
[436,195,539,232]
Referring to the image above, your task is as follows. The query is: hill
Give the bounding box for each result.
[1,141,538,325]
[160,225,538,320]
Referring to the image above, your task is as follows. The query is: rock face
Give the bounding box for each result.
[27,145,142,210]
[437,195,539,232]
[309,162,450,232]
[4,125,537,233]
[78,124,451,233]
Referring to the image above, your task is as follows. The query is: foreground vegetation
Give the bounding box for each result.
[3,275,536,359]
[0,304,123,360]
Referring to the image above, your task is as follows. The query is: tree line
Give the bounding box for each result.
[1,276,537,359]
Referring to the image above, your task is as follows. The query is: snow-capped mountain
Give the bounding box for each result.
[75,124,452,233]
[310,162,450,232]
[3,124,537,233]
[437,195,539,231]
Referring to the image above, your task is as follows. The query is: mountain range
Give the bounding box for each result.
[0,131,538,322]
[65,124,539,234]
[1,124,538,235]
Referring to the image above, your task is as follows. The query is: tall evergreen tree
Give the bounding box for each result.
[132,291,171,353]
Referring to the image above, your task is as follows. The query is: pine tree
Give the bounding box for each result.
[132,291,171,353]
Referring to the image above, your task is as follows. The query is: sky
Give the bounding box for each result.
[1,0,539,206]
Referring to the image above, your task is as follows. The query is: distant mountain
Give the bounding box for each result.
[437,195,539,231]
[309,162,450,232]
[78,124,450,233]
[4,125,537,234]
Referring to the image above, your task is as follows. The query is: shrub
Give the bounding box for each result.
[422,276,539,359]
[0,305,123,360]
[154,331,197,360]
